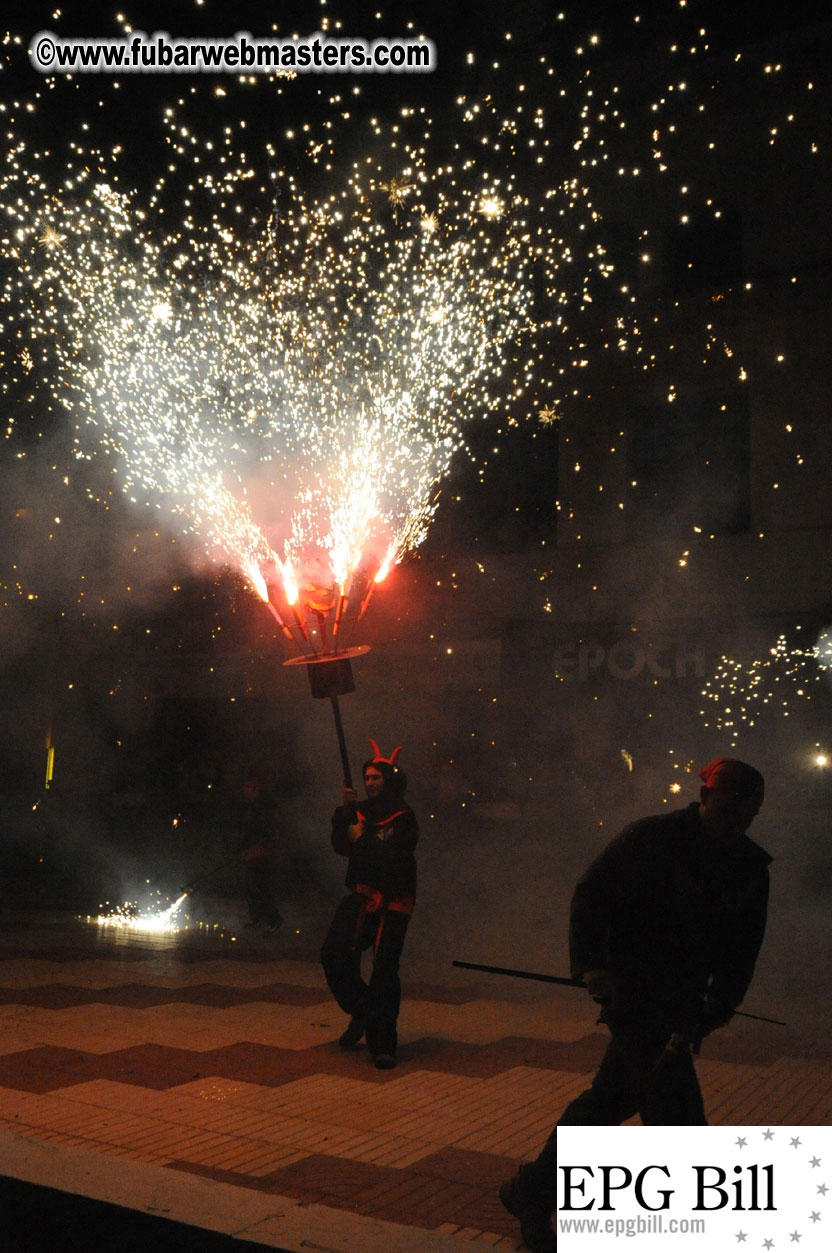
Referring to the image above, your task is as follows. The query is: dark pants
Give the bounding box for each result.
[518,1125,556,1214]
[557,1018,707,1126]
[244,861,282,927]
[320,893,410,1057]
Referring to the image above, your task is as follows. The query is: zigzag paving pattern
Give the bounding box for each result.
[0,915,830,1250]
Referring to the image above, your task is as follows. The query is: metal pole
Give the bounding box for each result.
[451,961,786,1025]
[453,960,582,987]
[330,694,353,789]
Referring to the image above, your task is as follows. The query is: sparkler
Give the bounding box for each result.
[92,891,189,934]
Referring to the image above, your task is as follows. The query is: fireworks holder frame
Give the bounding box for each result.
[283,646,371,789]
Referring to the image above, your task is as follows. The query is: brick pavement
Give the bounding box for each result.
[0,912,829,1250]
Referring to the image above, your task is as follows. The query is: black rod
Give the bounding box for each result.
[451,961,786,1024]
[331,695,353,789]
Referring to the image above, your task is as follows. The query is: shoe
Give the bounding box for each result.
[373,1053,397,1070]
[499,1176,556,1253]
[338,1016,366,1049]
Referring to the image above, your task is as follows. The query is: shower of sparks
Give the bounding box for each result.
[92,891,189,934]
[0,77,608,625]
[700,630,831,743]
[1,4,824,654]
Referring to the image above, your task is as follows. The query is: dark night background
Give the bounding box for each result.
[1,1,831,1011]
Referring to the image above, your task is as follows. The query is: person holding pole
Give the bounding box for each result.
[320,740,418,1070]
[499,757,770,1253]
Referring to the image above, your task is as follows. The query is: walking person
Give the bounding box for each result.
[499,756,770,1253]
[321,741,418,1070]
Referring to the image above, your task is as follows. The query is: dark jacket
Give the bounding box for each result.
[331,798,418,901]
[569,802,771,1026]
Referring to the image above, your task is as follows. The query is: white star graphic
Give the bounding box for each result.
[790,1138,802,1149]
[736,1136,748,1148]
[810,1156,821,1168]
[818,1184,829,1196]
[810,1211,821,1223]
[763,1129,775,1141]
[735,1233,747,1243]
[789,1232,802,1243]
[763,1242,774,1251]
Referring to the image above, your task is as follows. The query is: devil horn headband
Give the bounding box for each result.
[369,739,403,766]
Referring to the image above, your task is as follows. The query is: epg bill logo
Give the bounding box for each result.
[556,1127,829,1250]
[560,1161,775,1211]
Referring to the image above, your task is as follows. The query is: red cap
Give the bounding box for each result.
[699,757,764,792]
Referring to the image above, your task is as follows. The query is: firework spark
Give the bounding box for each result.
[0,81,608,624]
[92,891,189,934]
[700,630,830,743]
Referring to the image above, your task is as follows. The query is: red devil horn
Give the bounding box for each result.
[367,739,403,765]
